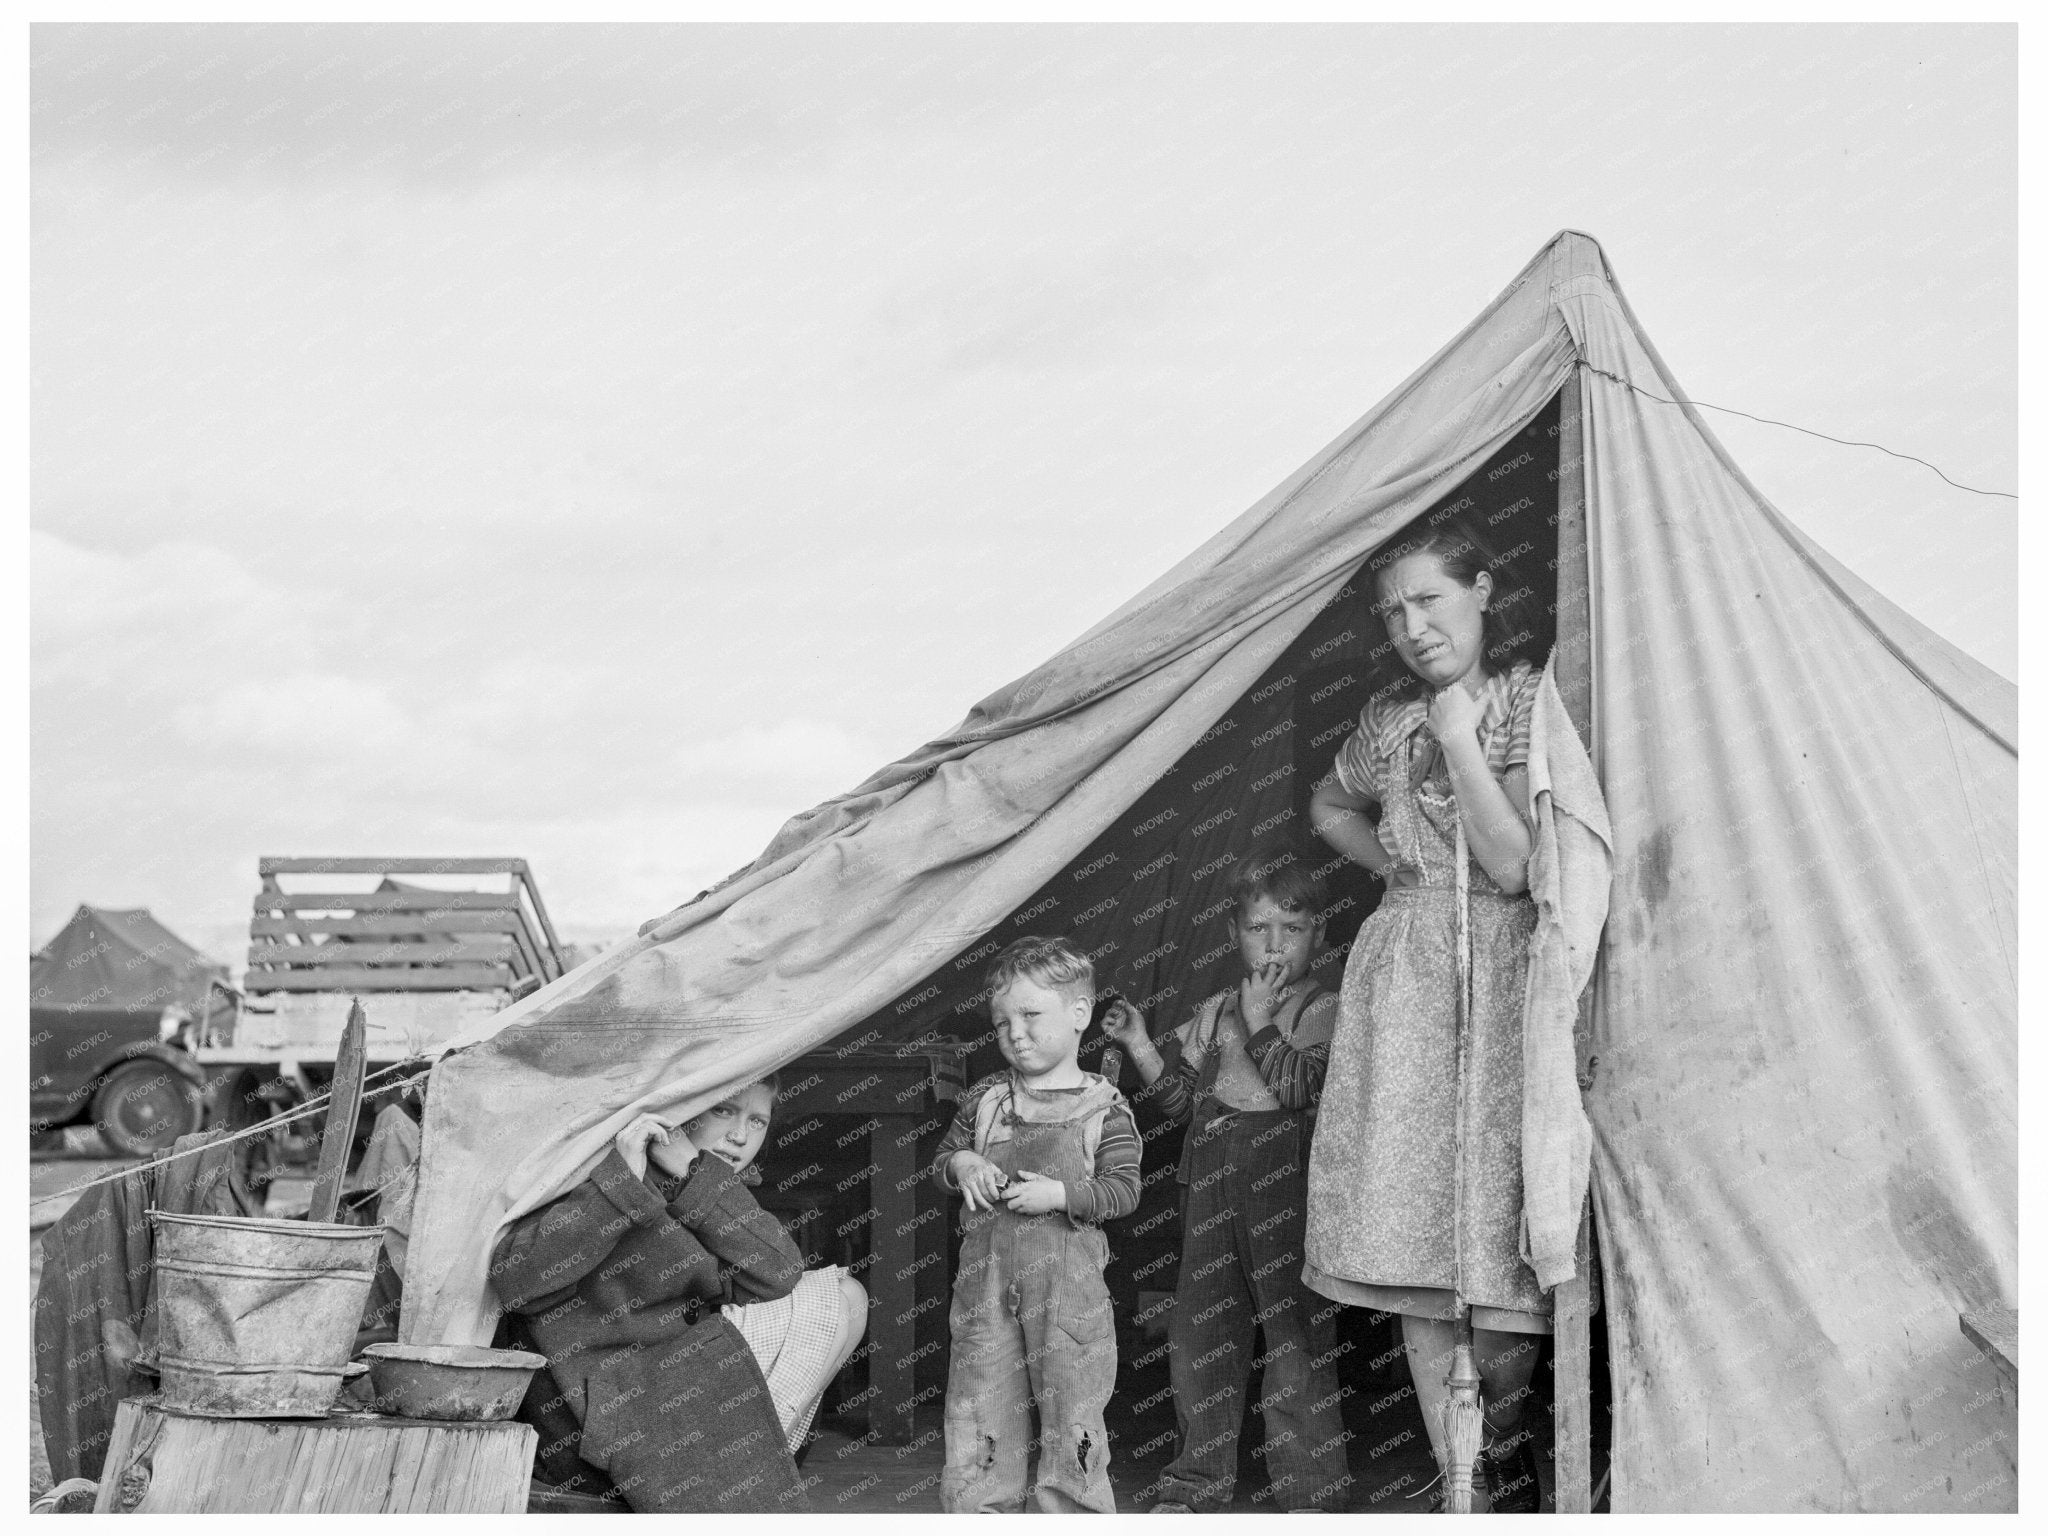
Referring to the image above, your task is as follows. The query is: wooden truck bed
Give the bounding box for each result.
[207,857,570,1063]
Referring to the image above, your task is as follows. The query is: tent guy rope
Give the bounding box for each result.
[28,1057,431,1209]
[1576,361,2017,500]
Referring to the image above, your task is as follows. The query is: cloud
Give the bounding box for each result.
[29,23,1043,190]
[172,672,416,753]
[874,243,1219,375]
[669,718,888,798]
[412,799,832,939]
[32,530,313,661]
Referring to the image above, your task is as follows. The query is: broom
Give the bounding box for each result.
[1441,818,1485,1513]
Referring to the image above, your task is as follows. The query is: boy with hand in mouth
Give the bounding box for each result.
[1100,850,1352,1513]
[932,936,1142,1513]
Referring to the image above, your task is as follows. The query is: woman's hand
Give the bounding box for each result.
[1428,683,1483,746]
[950,1150,1009,1211]
[1433,687,1536,895]
[1380,860,1423,891]
[1002,1170,1067,1216]
[1310,776,1404,882]
[614,1113,672,1181]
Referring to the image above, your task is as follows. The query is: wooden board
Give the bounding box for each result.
[260,856,533,876]
[245,964,518,993]
[248,937,522,967]
[869,1113,919,1445]
[1550,368,1598,1515]
[252,912,541,937]
[252,890,525,913]
[94,1397,535,1514]
[1960,1307,2018,1391]
[307,999,367,1223]
[203,989,504,1062]
[776,1049,966,1120]
[250,927,547,984]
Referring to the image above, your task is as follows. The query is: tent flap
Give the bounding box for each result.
[1569,276,2016,1511]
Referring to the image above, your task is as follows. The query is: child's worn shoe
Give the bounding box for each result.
[1149,1501,1195,1514]
[1485,1432,1542,1514]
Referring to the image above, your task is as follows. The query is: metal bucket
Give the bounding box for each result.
[150,1211,384,1418]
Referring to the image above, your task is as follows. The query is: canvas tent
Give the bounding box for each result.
[405,231,2015,1512]
[31,905,230,1018]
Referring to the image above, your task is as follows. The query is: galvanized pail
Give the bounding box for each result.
[150,1211,384,1418]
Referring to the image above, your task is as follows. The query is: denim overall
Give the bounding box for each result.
[940,1074,1122,1513]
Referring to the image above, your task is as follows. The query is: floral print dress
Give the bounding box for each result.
[1302,659,1555,1329]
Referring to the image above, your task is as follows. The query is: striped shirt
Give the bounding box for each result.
[931,1072,1143,1224]
[1137,983,1336,1124]
[1334,659,1539,800]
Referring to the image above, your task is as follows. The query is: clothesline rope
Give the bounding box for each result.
[29,1057,432,1210]
[1577,361,2017,500]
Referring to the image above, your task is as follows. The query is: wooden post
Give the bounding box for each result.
[870,1115,917,1445]
[1445,820,1483,1513]
[307,999,367,1224]
[1549,368,1598,1515]
[1553,370,1595,732]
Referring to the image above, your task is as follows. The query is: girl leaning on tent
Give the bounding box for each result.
[1305,518,1602,1514]
[489,1076,868,1512]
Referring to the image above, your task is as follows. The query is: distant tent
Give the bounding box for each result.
[406,232,2015,1512]
[30,905,229,1017]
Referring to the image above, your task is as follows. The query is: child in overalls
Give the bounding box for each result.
[1102,850,1352,1512]
[931,936,1143,1512]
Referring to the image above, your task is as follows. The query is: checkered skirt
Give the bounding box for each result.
[726,1264,848,1451]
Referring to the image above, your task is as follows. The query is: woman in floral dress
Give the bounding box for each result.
[1305,521,1563,1512]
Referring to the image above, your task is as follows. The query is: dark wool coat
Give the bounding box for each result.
[491,1146,808,1512]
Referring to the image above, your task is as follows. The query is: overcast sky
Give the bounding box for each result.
[31,23,2016,961]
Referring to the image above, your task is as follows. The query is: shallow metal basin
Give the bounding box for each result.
[360,1343,547,1423]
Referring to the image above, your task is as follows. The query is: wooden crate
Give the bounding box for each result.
[244,857,567,996]
[94,1396,535,1514]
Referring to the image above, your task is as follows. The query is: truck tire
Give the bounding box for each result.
[203,1066,275,1133]
[93,1059,205,1157]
